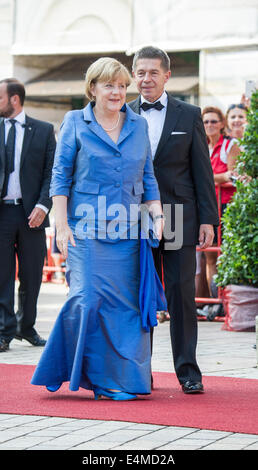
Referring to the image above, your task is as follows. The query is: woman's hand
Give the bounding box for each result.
[56,224,76,259]
[224,170,234,182]
[232,169,252,184]
[240,93,250,109]
[52,196,75,258]
[153,215,165,241]
[145,200,164,241]
[214,170,233,184]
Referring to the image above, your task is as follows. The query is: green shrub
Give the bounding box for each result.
[215,89,258,288]
[237,90,258,179]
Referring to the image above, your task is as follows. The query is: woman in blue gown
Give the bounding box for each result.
[31,58,166,400]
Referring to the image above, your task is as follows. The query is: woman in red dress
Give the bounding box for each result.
[201,106,240,295]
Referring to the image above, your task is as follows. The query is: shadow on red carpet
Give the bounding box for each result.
[0,364,257,435]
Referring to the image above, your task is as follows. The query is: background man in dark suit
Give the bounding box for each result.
[130,47,219,393]
[0,78,56,352]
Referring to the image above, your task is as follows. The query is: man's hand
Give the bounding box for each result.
[28,207,47,228]
[199,224,214,249]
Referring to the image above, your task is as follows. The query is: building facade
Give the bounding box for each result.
[0,0,257,127]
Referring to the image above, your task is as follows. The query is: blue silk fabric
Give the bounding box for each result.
[139,219,167,332]
[31,219,167,395]
[31,102,166,395]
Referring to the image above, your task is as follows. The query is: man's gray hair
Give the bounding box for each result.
[132,46,171,72]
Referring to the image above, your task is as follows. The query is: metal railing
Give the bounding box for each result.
[195,182,234,306]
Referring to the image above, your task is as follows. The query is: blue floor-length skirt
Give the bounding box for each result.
[31,223,152,395]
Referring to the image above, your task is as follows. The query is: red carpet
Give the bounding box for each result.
[0,364,257,435]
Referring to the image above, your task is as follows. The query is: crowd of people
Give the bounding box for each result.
[0,46,250,402]
[195,99,249,319]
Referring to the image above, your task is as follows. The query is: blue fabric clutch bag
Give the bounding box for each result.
[139,211,168,332]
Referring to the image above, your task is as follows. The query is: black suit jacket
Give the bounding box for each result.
[129,93,219,245]
[0,115,56,229]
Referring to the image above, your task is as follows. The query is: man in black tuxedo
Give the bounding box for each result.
[0,78,56,352]
[130,47,219,393]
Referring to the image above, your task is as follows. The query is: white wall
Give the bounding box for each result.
[12,0,132,55]
[199,47,258,112]
[12,0,258,56]
[1,0,257,117]
[131,0,258,52]
[0,0,13,78]
[24,102,69,131]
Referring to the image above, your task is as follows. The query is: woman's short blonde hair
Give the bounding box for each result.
[85,57,132,101]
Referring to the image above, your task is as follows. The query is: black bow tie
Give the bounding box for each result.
[140,101,164,112]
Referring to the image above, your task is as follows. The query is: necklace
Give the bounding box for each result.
[96,112,121,132]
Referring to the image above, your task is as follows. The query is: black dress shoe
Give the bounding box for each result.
[15,333,46,346]
[182,381,204,394]
[0,338,10,352]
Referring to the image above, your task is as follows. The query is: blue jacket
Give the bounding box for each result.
[50,103,160,225]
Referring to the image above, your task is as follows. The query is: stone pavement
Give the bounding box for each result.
[0,282,257,451]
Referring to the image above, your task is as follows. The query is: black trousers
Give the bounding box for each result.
[0,204,46,342]
[152,242,202,385]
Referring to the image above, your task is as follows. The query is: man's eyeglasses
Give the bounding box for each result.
[203,119,221,125]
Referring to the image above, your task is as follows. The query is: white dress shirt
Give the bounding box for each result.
[4,110,48,213]
[140,91,167,159]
